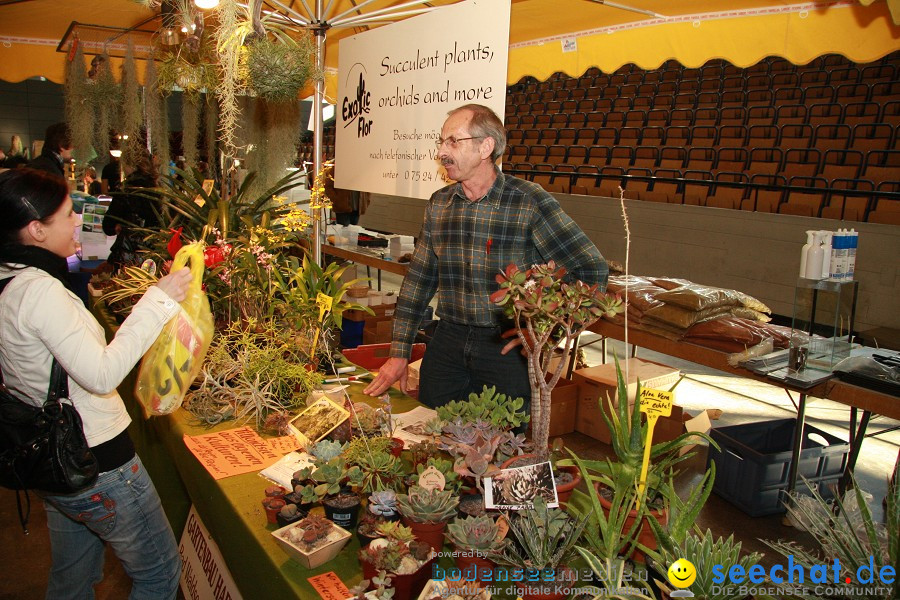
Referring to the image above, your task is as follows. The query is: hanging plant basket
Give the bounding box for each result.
[245,35,317,103]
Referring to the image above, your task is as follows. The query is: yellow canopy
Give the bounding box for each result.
[1,0,898,91]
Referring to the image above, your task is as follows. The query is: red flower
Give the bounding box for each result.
[167,228,183,258]
[204,245,228,268]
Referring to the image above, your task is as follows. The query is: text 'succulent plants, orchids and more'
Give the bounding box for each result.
[491,261,624,460]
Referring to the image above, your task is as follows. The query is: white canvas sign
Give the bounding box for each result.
[335,0,510,200]
[179,506,243,600]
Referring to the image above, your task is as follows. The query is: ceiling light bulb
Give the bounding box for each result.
[194,0,219,9]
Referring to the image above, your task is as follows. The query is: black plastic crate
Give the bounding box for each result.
[706,418,849,517]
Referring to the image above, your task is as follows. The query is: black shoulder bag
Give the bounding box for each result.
[0,277,99,532]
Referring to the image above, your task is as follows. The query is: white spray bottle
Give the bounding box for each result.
[805,231,826,281]
[799,230,815,278]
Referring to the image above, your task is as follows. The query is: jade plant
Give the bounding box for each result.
[491,261,624,460]
[396,485,459,524]
[436,385,529,431]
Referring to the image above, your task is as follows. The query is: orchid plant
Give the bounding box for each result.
[491,261,624,460]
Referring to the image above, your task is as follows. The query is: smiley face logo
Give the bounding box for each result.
[667,558,697,589]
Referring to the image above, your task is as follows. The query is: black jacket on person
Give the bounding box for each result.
[102,173,160,267]
[26,150,65,177]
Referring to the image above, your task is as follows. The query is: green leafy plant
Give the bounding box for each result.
[396,485,459,524]
[445,515,508,555]
[355,449,405,493]
[762,463,899,600]
[436,385,529,431]
[410,457,462,493]
[488,495,588,572]
[295,455,363,505]
[358,522,432,575]
[566,358,717,506]
[491,261,624,460]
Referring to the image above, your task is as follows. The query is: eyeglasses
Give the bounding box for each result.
[435,136,483,149]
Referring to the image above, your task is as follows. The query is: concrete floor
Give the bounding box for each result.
[2,268,895,599]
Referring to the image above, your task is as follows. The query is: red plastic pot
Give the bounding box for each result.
[362,555,435,600]
[401,517,447,552]
[453,552,496,584]
[595,482,667,564]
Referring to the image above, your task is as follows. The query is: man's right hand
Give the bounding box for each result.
[363,357,409,396]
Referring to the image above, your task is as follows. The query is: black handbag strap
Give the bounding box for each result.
[0,275,69,404]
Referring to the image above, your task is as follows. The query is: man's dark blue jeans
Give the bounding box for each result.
[418,319,531,412]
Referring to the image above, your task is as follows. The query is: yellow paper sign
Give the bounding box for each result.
[635,387,674,510]
[316,292,334,315]
[639,388,674,418]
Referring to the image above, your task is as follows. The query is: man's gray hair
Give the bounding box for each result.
[448,104,507,162]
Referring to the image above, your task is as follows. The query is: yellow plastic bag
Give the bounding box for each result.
[135,243,214,416]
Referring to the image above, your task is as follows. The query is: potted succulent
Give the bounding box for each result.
[417,579,491,600]
[487,496,589,600]
[294,447,364,528]
[491,261,624,461]
[272,513,352,569]
[444,515,508,583]
[396,485,460,552]
[359,522,435,600]
[275,502,307,528]
[570,359,718,563]
[355,449,406,494]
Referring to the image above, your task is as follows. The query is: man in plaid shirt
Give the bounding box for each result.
[365,104,607,408]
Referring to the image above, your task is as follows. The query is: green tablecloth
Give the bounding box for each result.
[92,300,421,599]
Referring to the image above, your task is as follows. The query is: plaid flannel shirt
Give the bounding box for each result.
[390,169,608,359]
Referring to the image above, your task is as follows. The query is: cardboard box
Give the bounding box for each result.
[548,377,579,437]
[573,358,681,444]
[344,303,395,322]
[363,319,393,345]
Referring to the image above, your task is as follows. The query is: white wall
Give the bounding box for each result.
[361,193,899,332]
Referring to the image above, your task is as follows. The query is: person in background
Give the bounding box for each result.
[102,152,160,269]
[324,163,370,226]
[0,168,190,599]
[101,153,122,194]
[27,123,73,178]
[364,104,607,408]
[3,134,29,168]
[82,166,102,196]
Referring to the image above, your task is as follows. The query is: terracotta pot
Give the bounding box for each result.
[261,498,285,524]
[595,483,667,564]
[390,437,405,457]
[401,517,447,552]
[362,555,435,600]
[499,454,582,506]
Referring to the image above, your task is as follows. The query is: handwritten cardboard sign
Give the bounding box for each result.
[639,388,673,418]
[183,427,284,479]
[308,572,351,600]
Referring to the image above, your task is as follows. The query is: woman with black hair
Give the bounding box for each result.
[0,168,190,599]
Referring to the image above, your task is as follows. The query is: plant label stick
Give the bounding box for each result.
[310,292,334,359]
[637,388,673,509]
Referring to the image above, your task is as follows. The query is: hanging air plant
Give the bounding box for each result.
[120,42,144,170]
[245,97,302,197]
[245,33,317,103]
[64,44,94,165]
[182,93,201,170]
[87,53,121,167]
[145,56,171,171]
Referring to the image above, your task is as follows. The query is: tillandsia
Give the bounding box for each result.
[491,261,624,461]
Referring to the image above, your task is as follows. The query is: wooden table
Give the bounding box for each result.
[321,244,409,290]
[588,320,900,497]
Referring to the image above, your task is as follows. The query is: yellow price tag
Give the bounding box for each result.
[316,292,334,316]
[639,388,674,418]
[636,387,675,509]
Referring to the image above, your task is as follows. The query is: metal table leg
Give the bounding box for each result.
[784,392,808,504]
[838,409,872,495]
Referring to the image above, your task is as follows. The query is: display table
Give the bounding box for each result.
[588,320,900,495]
[91,300,420,599]
[322,243,409,290]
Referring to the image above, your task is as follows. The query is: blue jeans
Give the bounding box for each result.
[419,320,531,410]
[42,454,181,600]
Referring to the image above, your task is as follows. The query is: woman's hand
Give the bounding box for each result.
[155,268,192,302]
